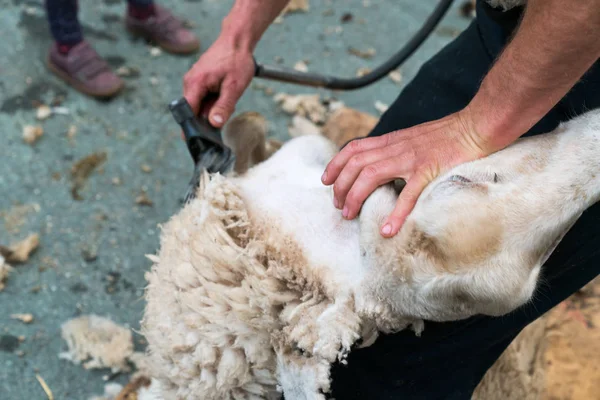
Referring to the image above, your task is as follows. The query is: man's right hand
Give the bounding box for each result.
[182,0,291,127]
[183,36,255,128]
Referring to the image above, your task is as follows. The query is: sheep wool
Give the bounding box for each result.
[0,255,12,291]
[59,314,135,372]
[141,172,362,400]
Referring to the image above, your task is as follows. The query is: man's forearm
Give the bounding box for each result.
[219,0,291,53]
[468,0,600,152]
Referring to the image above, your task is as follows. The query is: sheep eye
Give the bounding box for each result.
[448,175,471,183]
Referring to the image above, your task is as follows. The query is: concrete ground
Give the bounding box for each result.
[0,0,471,398]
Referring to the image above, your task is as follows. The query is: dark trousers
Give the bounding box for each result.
[45,0,155,44]
[329,1,600,399]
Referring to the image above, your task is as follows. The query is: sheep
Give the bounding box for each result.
[140,108,600,400]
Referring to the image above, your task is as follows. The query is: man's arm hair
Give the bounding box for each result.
[219,0,291,53]
[467,0,600,153]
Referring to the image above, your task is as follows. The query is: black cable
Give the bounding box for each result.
[253,0,455,90]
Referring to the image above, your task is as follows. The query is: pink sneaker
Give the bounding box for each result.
[46,41,124,99]
[125,5,200,54]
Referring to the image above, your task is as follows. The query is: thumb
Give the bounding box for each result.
[380,173,429,238]
[183,80,207,117]
[208,78,243,128]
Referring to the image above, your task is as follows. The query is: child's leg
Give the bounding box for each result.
[127,0,156,20]
[44,0,124,98]
[44,0,82,54]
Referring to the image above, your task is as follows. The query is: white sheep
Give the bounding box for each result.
[140,108,600,400]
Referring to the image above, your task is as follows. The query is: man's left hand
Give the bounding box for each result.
[321,108,489,238]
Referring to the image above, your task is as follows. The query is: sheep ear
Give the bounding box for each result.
[222,112,269,174]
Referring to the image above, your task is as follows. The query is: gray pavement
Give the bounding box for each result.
[0,0,470,398]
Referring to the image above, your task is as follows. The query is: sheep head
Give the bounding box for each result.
[358,112,600,325]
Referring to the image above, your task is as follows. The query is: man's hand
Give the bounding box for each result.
[321,109,487,238]
[183,37,255,127]
[182,0,290,127]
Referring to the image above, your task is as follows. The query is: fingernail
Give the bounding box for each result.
[342,206,349,218]
[212,114,223,124]
[334,197,339,209]
[381,223,392,235]
[321,171,328,183]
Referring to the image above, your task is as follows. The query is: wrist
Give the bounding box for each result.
[220,16,259,54]
[220,0,269,54]
[465,84,525,154]
[465,68,564,154]
[219,0,291,53]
